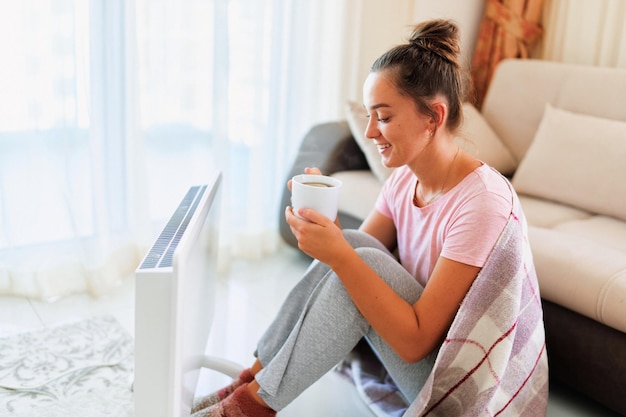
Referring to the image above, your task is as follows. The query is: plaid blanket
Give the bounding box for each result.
[340,207,549,416]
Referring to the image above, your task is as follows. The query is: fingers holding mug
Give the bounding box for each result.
[304,167,322,176]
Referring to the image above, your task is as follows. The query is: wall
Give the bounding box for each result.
[340,0,415,101]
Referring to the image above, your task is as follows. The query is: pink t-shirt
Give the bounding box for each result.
[375,164,512,287]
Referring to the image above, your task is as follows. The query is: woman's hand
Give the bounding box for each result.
[285,205,350,266]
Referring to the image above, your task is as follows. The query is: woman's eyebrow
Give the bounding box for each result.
[368,103,391,111]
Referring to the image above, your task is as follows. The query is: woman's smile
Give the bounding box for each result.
[376,142,392,154]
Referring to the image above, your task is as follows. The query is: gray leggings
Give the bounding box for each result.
[255,230,436,411]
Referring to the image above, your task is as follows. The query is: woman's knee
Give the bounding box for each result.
[354,247,422,303]
[354,246,397,268]
[343,229,390,253]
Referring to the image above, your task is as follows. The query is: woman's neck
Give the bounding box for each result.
[409,135,480,207]
[411,135,458,187]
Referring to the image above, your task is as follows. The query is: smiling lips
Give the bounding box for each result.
[377,143,391,153]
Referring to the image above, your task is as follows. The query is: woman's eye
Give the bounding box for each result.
[365,113,389,123]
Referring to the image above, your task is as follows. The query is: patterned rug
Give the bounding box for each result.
[0,316,134,417]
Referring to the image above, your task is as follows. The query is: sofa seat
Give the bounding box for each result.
[521,195,626,334]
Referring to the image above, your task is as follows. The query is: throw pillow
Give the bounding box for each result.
[457,103,518,176]
[512,104,626,221]
[345,101,395,183]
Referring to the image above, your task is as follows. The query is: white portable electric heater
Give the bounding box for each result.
[134,172,243,416]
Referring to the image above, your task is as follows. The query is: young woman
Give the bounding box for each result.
[191,19,546,417]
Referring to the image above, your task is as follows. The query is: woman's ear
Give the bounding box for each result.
[431,100,448,131]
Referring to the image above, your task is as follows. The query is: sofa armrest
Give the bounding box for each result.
[278,121,369,249]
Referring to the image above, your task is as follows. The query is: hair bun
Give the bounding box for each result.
[408,19,460,66]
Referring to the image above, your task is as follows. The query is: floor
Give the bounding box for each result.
[0,242,622,416]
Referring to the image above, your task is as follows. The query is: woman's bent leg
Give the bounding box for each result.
[255,258,333,363]
[254,265,369,410]
[255,243,429,411]
[330,229,430,394]
[255,229,391,362]
[355,246,435,403]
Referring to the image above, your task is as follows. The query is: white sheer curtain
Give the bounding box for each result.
[0,0,352,299]
[0,0,139,299]
[539,0,626,68]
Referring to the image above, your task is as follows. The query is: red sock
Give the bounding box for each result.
[191,368,255,413]
[216,368,254,399]
[219,384,276,417]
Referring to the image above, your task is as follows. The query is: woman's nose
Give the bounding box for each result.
[364,117,379,139]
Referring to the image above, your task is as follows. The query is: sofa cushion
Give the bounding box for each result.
[554,216,626,254]
[514,196,626,334]
[518,195,591,228]
[457,103,517,176]
[330,170,381,221]
[512,104,626,222]
[528,226,626,334]
[345,101,395,183]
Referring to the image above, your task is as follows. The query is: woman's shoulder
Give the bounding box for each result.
[463,163,513,199]
[448,163,514,217]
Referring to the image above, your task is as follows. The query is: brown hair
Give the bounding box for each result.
[370,19,467,135]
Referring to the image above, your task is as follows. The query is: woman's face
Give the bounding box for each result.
[362,71,433,169]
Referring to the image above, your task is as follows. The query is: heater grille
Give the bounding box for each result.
[138,185,207,269]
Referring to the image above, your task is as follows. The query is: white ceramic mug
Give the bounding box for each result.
[291,174,342,221]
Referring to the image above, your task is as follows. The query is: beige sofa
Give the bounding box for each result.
[278,59,626,414]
